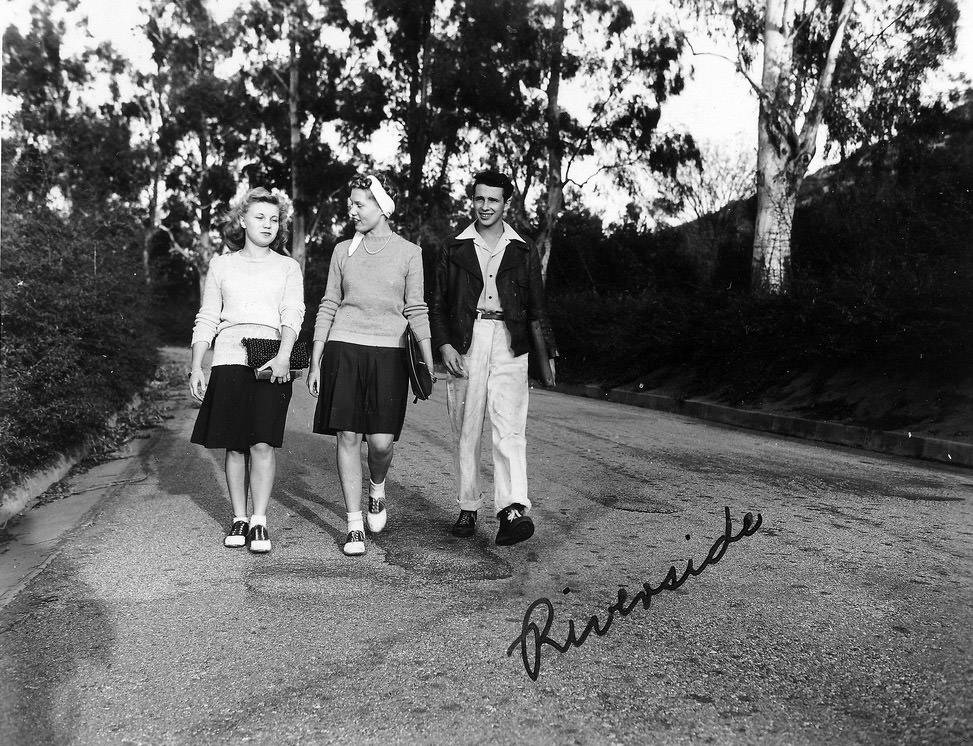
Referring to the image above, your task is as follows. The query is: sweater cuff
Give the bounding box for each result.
[407,317,432,343]
[190,333,213,348]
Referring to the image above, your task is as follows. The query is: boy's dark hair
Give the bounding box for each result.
[472,170,514,202]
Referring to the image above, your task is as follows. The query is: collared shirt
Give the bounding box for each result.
[455,221,525,312]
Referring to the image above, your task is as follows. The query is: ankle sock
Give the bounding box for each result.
[347,511,364,533]
[369,479,386,499]
[250,514,267,528]
[233,515,249,524]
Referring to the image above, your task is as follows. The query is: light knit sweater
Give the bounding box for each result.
[191,250,305,367]
[313,233,431,347]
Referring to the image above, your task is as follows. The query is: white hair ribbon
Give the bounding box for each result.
[347,177,395,256]
[368,175,395,218]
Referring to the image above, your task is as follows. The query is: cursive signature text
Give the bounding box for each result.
[506,506,762,680]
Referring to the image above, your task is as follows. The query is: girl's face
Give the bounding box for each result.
[241,201,280,248]
[348,188,386,233]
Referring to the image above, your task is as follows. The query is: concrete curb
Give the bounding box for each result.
[0,445,90,526]
[0,394,143,526]
[555,383,973,469]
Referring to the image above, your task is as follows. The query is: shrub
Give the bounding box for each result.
[0,205,159,489]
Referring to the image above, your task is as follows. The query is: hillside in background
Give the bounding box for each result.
[547,93,973,444]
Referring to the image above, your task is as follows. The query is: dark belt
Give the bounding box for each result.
[475,310,505,320]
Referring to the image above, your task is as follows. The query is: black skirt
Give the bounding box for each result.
[313,341,409,440]
[191,365,293,450]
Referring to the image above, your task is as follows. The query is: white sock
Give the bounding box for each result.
[369,479,386,499]
[233,515,248,524]
[250,514,267,528]
[347,511,364,533]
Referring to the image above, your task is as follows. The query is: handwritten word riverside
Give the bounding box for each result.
[506,507,763,680]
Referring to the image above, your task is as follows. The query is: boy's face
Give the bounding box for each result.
[472,184,508,229]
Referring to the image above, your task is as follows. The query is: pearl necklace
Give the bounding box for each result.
[363,231,393,255]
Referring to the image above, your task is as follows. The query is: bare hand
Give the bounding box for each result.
[307,367,321,398]
[259,354,292,384]
[440,344,466,377]
[189,369,207,402]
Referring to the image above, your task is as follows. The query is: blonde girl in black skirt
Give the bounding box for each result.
[307,174,434,556]
[189,188,305,554]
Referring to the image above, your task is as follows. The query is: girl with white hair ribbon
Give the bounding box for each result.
[307,173,435,556]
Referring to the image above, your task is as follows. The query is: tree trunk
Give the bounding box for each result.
[289,31,306,270]
[143,172,159,286]
[752,141,803,292]
[534,0,566,283]
[751,0,855,294]
[192,230,217,299]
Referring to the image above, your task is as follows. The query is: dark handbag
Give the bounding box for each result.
[241,338,310,380]
[404,326,433,402]
[528,320,556,388]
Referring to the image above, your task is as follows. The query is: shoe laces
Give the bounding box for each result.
[505,507,523,520]
[368,496,384,513]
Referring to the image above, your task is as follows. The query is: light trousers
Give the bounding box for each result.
[446,319,532,515]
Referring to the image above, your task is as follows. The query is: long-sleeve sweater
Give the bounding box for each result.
[313,233,431,347]
[191,250,305,366]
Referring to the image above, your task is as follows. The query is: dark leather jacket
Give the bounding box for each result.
[430,232,557,358]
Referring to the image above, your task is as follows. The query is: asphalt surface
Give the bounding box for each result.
[2,353,972,746]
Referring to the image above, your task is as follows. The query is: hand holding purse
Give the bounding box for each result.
[242,338,310,381]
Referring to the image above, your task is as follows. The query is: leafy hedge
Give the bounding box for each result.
[549,107,973,407]
[0,205,159,490]
[550,282,973,402]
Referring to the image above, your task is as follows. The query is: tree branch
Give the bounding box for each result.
[563,70,631,177]
[158,224,199,267]
[799,0,856,154]
[685,37,766,103]
[854,5,912,58]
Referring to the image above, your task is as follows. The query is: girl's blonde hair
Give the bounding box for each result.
[222,187,292,253]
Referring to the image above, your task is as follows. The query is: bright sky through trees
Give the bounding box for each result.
[3,0,971,226]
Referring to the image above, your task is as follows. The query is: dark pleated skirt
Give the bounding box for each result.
[313,341,409,440]
[191,365,293,450]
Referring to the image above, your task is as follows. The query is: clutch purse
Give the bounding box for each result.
[528,320,556,388]
[241,337,310,380]
[404,327,433,402]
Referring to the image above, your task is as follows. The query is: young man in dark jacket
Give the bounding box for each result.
[429,169,557,545]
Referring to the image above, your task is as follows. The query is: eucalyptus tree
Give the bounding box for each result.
[140,0,248,294]
[529,0,697,277]
[2,3,149,212]
[351,0,543,244]
[653,142,757,225]
[228,0,381,269]
[354,0,695,278]
[686,0,959,294]
[455,0,697,278]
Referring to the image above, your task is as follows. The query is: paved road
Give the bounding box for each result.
[2,353,971,745]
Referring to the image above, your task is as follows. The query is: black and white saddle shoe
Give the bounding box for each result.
[343,530,366,556]
[495,504,534,546]
[366,495,387,533]
[451,510,477,538]
[247,525,272,554]
[224,520,249,548]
